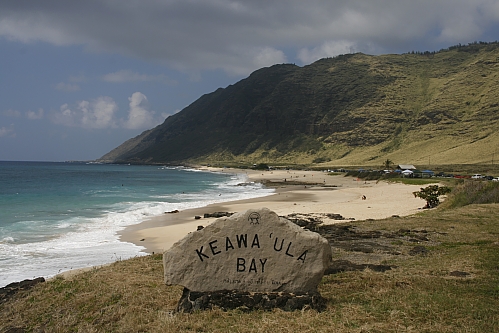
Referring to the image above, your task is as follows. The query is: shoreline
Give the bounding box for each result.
[118,168,429,254]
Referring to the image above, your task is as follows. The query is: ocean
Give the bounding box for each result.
[0,161,273,287]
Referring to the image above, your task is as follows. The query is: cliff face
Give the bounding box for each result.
[100,43,499,166]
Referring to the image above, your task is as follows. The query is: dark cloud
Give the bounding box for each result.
[1,0,498,75]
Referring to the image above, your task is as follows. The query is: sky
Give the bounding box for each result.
[1,1,499,161]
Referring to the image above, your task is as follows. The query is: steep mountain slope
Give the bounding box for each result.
[100,42,499,166]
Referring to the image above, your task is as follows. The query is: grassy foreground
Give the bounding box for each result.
[2,204,499,332]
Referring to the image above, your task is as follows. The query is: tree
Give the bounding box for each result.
[253,163,269,170]
[383,159,394,170]
[413,185,451,208]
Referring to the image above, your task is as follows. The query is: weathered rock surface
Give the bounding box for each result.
[163,208,332,293]
[177,288,327,313]
[203,212,234,218]
[0,277,45,304]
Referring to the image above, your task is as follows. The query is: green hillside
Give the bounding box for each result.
[100,42,499,166]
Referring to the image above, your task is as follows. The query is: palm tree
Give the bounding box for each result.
[383,159,393,170]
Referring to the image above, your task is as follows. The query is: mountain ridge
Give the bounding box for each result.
[100,42,499,166]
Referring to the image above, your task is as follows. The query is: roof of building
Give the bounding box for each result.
[397,164,416,170]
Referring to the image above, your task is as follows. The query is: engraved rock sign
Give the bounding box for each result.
[163,208,332,293]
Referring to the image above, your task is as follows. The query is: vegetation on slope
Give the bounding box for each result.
[442,180,499,208]
[100,42,499,166]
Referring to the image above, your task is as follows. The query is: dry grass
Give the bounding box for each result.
[2,205,499,332]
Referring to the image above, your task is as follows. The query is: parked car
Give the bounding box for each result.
[471,174,483,179]
[485,175,494,181]
[493,177,499,182]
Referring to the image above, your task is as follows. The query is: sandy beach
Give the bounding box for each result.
[119,168,429,254]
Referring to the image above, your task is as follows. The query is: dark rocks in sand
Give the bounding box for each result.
[0,277,45,303]
[176,288,327,313]
[194,215,201,219]
[325,213,347,220]
[409,246,428,256]
[165,210,180,214]
[449,270,471,277]
[284,215,323,229]
[203,212,234,218]
[333,241,400,254]
[282,213,352,230]
[324,260,395,275]
[318,224,382,241]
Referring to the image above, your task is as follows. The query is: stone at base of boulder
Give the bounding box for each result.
[177,288,327,313]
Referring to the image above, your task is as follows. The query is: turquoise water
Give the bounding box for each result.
[0,161,273,286]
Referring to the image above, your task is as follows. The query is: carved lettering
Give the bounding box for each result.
[249,259,257,272]
[285,242,294,257]
[251,234,260,248]
[195,233,309,266]
[195,246,209,262]
[274,237,284,251]
[225,237,234,251]
[237,258,246,272]
[297,250,308,262]
[236,234,248,248]
[236,257,268,273]
[259,258,267,272]
[209,240,221,256]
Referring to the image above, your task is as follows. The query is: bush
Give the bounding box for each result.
[413,185,451,208]
[252,163,270,170]
[312,157,331,164]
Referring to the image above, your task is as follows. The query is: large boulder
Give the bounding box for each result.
[163,208,332,293]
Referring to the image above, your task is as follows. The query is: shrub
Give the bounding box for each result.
[413,185,451,208]
[252,163,270,170]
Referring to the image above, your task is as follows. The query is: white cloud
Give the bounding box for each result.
[217,46,288,76]
[0,125,15,138]
[2,109,21,118]
[253,47,287,69]
[123,92,160,130]
[298,40,357,64]
[51,93,165,130]
[26,108,44,120]
[102,70,176,84]
[55,82,80,92]
[53,97,118,129]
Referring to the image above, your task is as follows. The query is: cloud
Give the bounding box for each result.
[26,108,44,120]
[123,92,161,130]
[0,124,15,138]
[102,70,176,84]
[52,93,164,130]
[69,74,87,83]
[2,109,21,118]
[298,40,358,64]
[1,1,498,75]
[253,47,287,69]
[55,82,80,92]
[221,46,288,76]
[53,97,118,129]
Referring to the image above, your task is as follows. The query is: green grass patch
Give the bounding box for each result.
[388,178,443,185]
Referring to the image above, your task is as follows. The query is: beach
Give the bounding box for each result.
[119,168,428,254]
